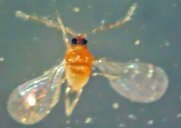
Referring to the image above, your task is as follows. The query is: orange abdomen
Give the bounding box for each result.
[65,45,94,91]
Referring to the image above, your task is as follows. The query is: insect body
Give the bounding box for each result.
[7,3,169,125]
[65,36,94,92]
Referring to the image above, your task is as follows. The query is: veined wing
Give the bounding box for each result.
[7,60,65,125]
[93,58,168,103]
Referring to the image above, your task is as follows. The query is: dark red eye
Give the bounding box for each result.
[71,38,77,44]
[81,38,88,45]
[71,36,88,45]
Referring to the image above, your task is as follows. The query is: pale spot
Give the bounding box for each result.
[177,113,181,119]
[72,7,80,13]
[118,123,126,127]
[26,93,36,106]
[84,117,93,124]
[160,40,171,47]
[0,57,4,62]
[66,120,71,124]
[164,41,171,46]
[134,40,141,46]
[112,102,119,110]
[147,119,154,125]
[100,19,106,25]
[134,58,140,62]
[128,114,137,120]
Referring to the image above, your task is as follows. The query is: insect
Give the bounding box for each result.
[7,3,168,125]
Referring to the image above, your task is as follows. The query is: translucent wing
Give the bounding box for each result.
[94,58,168,103]
[7,60,65,125]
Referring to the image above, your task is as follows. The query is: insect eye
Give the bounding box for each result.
[71,38,77,44]
[82,38,88,45]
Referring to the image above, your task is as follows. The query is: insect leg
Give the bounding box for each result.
[64,87,83,117]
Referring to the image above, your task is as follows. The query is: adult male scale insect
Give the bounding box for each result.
[7,3,168,125]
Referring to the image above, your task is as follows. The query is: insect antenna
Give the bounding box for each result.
[15,10,78,47]
[83,3,138,36]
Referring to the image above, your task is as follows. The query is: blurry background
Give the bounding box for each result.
[0,0,180,127]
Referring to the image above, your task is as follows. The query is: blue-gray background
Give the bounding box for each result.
[0,0,180,128]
